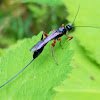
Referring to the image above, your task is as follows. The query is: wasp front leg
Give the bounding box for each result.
[67,36,73,41]
[41,32,48,40]
[65,34,73,41]
[51,40,58,65]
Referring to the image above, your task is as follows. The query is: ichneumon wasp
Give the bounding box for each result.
[0,6,100,88]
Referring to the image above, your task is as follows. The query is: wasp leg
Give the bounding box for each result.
[62,24,65,27]
[41,33,48,40]
[65,34,73,41]
[67,35,73,41]
[57,38,63,49]
[51,40,58,65]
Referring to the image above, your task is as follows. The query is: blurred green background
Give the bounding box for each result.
[0,0,68,48]
[0,0,100,100]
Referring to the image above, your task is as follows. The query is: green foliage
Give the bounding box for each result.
[0,49,7,59]
[0,32,73,100]
[54,40,100,100]
[0,1,68,48]
[1,0,99,99]
[27,4,68,33]
[53,0,100,100]
[63,0,100,65]
[22,0,63,5]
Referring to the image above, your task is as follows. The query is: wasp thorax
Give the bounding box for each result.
[62,28,66,34]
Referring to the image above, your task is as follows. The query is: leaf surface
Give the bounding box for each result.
[54,0,100,100]
[0,32,72,100]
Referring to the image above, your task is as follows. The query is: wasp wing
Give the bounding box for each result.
[30,31,62,52]
[30,40,44,52]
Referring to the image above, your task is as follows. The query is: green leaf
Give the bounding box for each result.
[64,0,100,65]
[0,32,73,100]
[0,49,7,60]
[54,40,100,100]
[54,0,100,100]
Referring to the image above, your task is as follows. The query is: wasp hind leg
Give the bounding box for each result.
[51,40,58,65]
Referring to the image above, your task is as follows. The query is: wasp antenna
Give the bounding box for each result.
[71,5,80,26]
[0,59,34,88]
[72,26,100,29]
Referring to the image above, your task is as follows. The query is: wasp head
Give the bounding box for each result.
[66,25,72,31]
